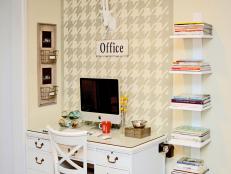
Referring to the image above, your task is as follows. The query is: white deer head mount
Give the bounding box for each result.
[101,0,116,31]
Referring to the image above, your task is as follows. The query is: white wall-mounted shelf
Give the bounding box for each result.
[168,138,211,149]
[170,19,213,170]
[169,70,212,75]
[170,35,213,39]
[169,105,212,112]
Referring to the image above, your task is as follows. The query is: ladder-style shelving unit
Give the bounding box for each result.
[169,14,213,174]
[169,32,213,151]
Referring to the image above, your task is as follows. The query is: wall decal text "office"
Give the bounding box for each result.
[96,40,128,57]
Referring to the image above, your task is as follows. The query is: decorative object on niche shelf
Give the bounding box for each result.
[120,95,128,130]
[38,23,58,106]
[59,110,81,128]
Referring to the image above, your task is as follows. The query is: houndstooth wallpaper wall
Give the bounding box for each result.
[63,0,173,133]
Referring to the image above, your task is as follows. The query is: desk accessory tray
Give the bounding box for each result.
[125,127,151,138]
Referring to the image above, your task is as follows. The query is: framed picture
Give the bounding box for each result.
[42,67,52,84]
[38,24,56,50]
[42,31,52,48]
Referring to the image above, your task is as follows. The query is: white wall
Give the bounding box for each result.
[0,0,26,173]
[27,0,62,129]
[172,0,231,174]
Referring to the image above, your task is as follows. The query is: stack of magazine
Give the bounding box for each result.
[174,22,213,35]
[171,94,211,110]
[171,125,210,145]
[171,60,211,72]
[172,157,209,174]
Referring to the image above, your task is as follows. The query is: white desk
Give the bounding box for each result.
[26,125,167,174]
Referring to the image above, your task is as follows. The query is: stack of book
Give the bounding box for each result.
[171,60,211,72]
[171,125,210,144]
[171,94,211,110]
[174,22,213,35]
[172,157,209,174]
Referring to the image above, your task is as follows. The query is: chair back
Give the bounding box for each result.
[47,126,88,174]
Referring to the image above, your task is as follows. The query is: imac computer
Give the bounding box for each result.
[80,78,121,124]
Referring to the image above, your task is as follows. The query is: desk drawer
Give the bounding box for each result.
[28,137,51,152]
[94,149,131,171]
[95,165,129,174]
[27,169,49,174]
[27,149,53,173]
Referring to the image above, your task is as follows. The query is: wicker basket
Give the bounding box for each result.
[125,127,151,138]
[40,86,58,100]
[40,50,58,64]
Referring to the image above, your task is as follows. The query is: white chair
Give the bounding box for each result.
[47,126,88,174]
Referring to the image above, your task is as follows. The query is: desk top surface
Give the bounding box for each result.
[28,124,165,149]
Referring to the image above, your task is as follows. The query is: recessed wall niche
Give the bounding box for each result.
[38,23,58,106]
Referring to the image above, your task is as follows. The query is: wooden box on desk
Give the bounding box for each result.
[125,127,151,138]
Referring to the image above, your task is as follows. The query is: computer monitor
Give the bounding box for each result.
[80,78,121,124]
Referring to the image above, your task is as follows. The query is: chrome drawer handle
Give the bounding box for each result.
[35,142,44,149]
[35,157,44,165]
[107,155,118,164]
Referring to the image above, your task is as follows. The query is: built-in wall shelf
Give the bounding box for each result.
[169,105,212,112]
[38,23,58,106]
[170,35,213,39]
[169,70,212,75]
[168,138,211,149]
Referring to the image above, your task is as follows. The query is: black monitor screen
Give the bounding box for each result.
[80,78,119,115]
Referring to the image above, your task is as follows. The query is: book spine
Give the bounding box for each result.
[171,66,211,71]
[174,126,210,136]
[171,99,210,104]
[171,170,199,174]
[171,136,203,142]
[173,62,209,66]
[171,102,211,109]
[174,22,213,28]
[172,169,203,174]
[171,67,202,71]
[173,131,210,137]
[174,26,212,30]
[174,29,212,33]
[171,133,210,142]
[177,161,203,167]
[172,95,210,101]
[175,60,204,62]
[176,163,204,170]
[174,31,212,35]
